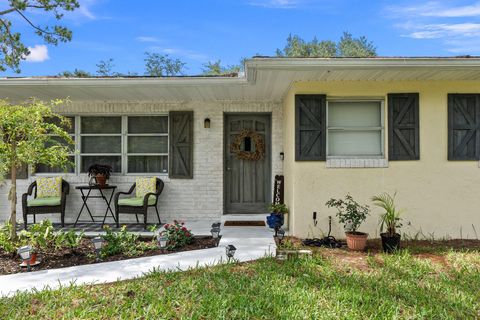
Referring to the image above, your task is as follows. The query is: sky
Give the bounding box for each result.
[4,0,480,76]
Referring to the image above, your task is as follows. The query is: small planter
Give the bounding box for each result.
[95,174,107,188]
[381,233,401,253]
[345,232,368,251]
[266,213,284,230]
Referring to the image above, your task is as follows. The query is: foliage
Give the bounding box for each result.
[0,0,79,73]
[54,229,84,251]
[101,226,139,257]
[161,221,193,250]
[58,69,92,77]
[326,194,370,234]
[2,252,480,319]
[0,222,23,254]
[18,220,55,252]
[0,100,74,239]
[96,58,117,76]
[87,164,113,179]
[276,31,376,58]
[267,203,289,215]
[144,52,186,76]
[201,59,242,76]
[371,192,404,236]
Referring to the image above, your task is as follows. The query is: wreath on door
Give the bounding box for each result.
[230,129,265,161]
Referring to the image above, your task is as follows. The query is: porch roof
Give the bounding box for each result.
[2,57,480,102]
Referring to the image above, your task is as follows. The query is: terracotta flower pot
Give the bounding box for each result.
[29,252,37,264]
[345,232,368,251]
[95,174,107,188]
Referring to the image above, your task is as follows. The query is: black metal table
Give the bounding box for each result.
[73,185,117,227]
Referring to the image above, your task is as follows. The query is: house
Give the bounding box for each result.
[1,57,480,239]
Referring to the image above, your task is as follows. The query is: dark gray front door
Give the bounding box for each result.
[224,114,271,214]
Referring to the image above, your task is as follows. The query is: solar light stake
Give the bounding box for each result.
[277,228,285,243]
[211,227,221,247]
[211,222,221,229]
[157,235,168,253]
[91,237,104,262]
[18,246,32,272]
[226,244,236,262]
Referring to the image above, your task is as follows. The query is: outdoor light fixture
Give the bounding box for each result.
[280,152,284,161]
[204,118,211,128]
[157,235,168,252]
[17,245,32,272]
[91,237,104,262]
[211,222,221,229]
[211,227,221,246]
[225,244,236,261]
[277,228,285,243]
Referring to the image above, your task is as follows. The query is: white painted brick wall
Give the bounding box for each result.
[0,100,283,225]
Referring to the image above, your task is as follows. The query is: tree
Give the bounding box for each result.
[276,32,376,58]
[0,100,74,239]
[0,0,80,73]
[144,52,186,77]
[58,69,91,77]
[96,58,117,76]
[202,59,243,76]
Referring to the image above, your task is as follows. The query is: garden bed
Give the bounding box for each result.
[0,236,217,275]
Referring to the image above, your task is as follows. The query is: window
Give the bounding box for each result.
[127,116,168,173]
[36,115,169,175]
[36,116,76,174]
[327,100,384,157]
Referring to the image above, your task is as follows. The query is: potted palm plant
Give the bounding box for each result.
[87,164,112,188]
[371,192,404,253]
[326,195,370,251]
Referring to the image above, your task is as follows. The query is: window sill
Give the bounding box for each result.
[326,158,389,168]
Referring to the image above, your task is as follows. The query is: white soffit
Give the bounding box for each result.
[2,58,480,102]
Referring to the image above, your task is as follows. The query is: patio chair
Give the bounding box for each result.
[114,177,164,229]
[22,178,70,229]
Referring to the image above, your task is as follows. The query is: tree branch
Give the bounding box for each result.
[15,9,58,36]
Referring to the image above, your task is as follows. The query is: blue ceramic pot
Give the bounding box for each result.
[266,213,284,229]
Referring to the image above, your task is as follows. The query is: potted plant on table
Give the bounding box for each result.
[326,194,370,251]
[266,203,289,235]
[87,164,112,188]
[371,192,404,253]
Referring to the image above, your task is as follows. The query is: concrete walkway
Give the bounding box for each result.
[0,217,276,297]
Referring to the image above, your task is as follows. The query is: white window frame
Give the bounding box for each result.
[326,97,385,159]
[34,114,169,176]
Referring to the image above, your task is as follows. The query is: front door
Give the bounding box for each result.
[224,114,271,214]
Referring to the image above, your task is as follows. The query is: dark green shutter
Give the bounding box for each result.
[448,94,480,160]
[169,111,194,178]
[388,93,420,160]
[295,94,326,161]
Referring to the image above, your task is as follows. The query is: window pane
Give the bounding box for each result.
[328,131,382,156]
[45,116,75,134]
[128,116,168,134]
[329,101,381,127]
[81,136,121,154]
[81,117,121,134]
[36,156,75,173]
[128,136,168,153]
[81,156,121,173]
[128,156,168,173]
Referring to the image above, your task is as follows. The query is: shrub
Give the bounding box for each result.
[0,222,20,254]
[161,221,193,250]
[101,225,139,257]
[326,194,370,234]
[18,220,56,252]
[55,229,84,253]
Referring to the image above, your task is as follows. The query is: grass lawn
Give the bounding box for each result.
[0,243,479,319]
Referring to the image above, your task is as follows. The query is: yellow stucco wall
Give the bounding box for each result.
[283,80,480,240]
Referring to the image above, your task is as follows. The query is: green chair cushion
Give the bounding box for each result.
[27,197,61,207]
[118,196,156,207]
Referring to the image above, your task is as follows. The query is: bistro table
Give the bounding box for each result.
[73,185,117,227]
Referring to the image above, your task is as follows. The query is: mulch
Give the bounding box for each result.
[0,236,217,276]
[224,221,266,227]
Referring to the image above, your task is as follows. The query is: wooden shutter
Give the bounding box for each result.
[448,94,480,160]
[169,111,194,178]
[295,95,326,161]
[388,93,420,160]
